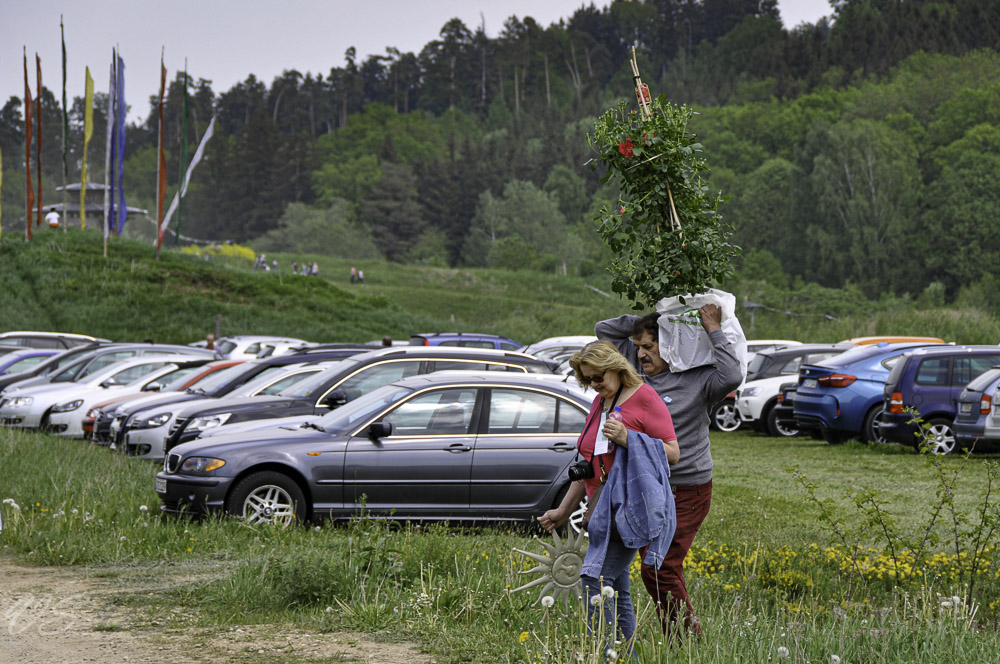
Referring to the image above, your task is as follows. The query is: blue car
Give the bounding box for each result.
[794,342,944,444]
[0,348,61,376]
[409,332,522,351]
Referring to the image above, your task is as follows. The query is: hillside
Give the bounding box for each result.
[0,230,625,345]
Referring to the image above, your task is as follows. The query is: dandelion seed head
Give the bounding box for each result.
[139,505,148,512]
[777,646,790,658]
[541,596,555,608]
[830,655,841,664]
[601,585,615,599]
[590,595,603,606]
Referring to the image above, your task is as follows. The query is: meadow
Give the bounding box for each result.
[2,425,998,663]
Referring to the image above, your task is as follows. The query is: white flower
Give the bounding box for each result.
[541,596,555,608]
[605,648,617,660]
[831,655,841,664]
[590,595,603,606]
[940,599,953,609]
[601,585,615,599]
[315,526,321,531]
[119,535,126,542]
[777,646,790,658]
[1,498,19,511]
[139,505,148,512]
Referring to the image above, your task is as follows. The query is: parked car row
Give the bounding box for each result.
[1,330,606,527]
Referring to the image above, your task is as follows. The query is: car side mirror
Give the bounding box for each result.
[143,382,163,392]
[321,389,348,409]
[367,422,392,439]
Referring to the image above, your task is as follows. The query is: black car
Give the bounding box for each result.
[745,343,853,383]
[156,372,589,524]
[101,347,372,447]
[161,346,557,453]
[769,381,800,436]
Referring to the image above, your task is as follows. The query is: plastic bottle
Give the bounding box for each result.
[609,406,623,422]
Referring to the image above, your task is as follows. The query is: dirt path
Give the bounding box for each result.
[0,556,433,664]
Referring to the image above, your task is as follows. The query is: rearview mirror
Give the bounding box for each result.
[321,389,348,409]
[367,422,392,439]
[143,382,163,392]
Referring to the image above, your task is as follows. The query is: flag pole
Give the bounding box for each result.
[155,47,167,259]
[24,47,34,241]
[36,53,43,231]
[61,15,69,232]
[103,48,115,258]
[176,59,188,245]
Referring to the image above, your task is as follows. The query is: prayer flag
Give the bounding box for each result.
[81,66,94,230]
[24,51,34,241]
[103,51,115,250]
[155,57,168,253]
[61,17,69,231]
[160,115,215,237]
[115,53,126,234]
[36,54,43,228]
[0,144,4,245]
[176,66,189,244]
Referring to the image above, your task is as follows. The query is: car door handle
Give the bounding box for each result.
[548,442,574,452]
[446,443,471,453]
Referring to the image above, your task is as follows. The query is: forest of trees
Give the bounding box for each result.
[2,0,999,300]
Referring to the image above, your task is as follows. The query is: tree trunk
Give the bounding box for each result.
[513,65,520,115]
[544,53,551,107]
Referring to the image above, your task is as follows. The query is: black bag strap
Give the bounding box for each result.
[575,384,625,484]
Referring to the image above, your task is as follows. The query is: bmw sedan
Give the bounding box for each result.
[156,372,591,525]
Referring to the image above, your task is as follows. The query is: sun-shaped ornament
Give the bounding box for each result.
[512,526,587,609]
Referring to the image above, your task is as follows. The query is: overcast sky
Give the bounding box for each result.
[2,0,833,123]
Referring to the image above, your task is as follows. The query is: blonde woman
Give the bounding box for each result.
[540,341,678,653]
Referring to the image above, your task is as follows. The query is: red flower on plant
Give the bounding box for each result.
[618,138,634,158]
[620,207,626,214]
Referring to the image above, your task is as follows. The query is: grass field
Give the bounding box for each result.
[2,426,998,662]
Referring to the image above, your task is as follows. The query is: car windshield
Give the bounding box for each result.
[51,355,93,382]
[156,366,202,391]
[230,365,318,397]
[312,383,413,434]
[186,363,256,394]
[278,360,352,398]
[1,355,50,374]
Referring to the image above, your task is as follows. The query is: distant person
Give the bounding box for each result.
[350,266,358,284]
[272,259,278,272]
[381,336,393,347]
[357,269,364,284]
[291,261,297,275]
[205,333,215,350]
[301,263,308,276]
[310,262,319,277]
[45,207,60,229]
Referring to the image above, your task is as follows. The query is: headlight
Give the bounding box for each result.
[180,457,227,474]
[87,407,103,418]
[134,412,172,429]
[742,387,760,398]
[51,399,84,413]
[8,396,34,407]
[189,413,232,431]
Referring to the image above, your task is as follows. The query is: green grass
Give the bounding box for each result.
[2,426,999,662]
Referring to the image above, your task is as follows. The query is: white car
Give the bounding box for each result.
[0,330,106,349]
[521,336,598,361]
[736,375,801,437]
[46,356,210,438]
[0,355,194,432]
[745,339,801,361]
[123,361,336,460]
[214,336,312,360]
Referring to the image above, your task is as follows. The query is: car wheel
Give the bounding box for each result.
[226,471,306,526]
[710,399,741,432]
[862,405,889,444]
[766,405,798,438]
[921,418,956,455]
[821,429,847,445]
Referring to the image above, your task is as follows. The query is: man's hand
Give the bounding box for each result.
[699,304,722,333]
[538,508,568,533]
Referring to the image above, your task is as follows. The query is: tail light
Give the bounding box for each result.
[981,395,992,415]
[889,392,904,414]
[777,393,785,403]
[817,374,857,388]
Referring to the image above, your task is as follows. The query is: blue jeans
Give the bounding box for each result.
[581,537,637,656]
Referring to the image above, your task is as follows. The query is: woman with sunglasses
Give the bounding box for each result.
[539,340,679,654]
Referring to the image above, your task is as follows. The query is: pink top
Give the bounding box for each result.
[576,382,676,498]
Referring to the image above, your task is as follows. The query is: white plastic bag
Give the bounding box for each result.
[655,288,748,376]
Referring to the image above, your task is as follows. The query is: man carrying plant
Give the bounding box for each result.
[596,305,742,638]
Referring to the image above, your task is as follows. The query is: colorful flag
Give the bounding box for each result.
[115,53,126,234]
[36,54,43,229]
[155,57,168,253]
[81,66,94,230]
[176,66,189,244]
[61,17,69,231]
[160,115,215,237]
[103,51,115,250]
[24,51,34,241]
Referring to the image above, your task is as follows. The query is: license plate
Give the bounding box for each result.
[960,403,972,414]
[155,477,167,494]
[802,379,817,389]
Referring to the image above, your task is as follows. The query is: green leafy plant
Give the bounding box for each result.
[590,95,739,309]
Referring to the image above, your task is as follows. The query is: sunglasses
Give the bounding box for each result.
[580,370,607,385]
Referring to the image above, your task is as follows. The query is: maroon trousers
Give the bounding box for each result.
[639,480,712,636]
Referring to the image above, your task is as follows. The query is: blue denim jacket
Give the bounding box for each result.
[581,430,675,577]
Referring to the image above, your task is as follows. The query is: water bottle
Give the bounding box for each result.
[609,406,623,423]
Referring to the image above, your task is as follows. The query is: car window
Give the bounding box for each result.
[954,355,1000,386]
[245,343,261,355]
[487,388,558,434]
[381,388,478,436]
[216,340,237,355]
[915,358,950,386]
[81,351,137,378]
[2,355,49,374]
[153,366,199,388]
[460,340,495,348]
[881,355,904,371]
[29,337,63,349]
[105,362,168,386]
[500,342,521,351]
[335,361,421,401]
[747,354,767,375]
[257,371,319,396]
[807,352,842,365]
[558,400,587,433]
[0,338,24,346]
[438,340,461,347]
[779,357,801,374]
[430,360,493,373]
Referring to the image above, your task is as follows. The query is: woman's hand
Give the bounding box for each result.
[602,418,628,447]
[538,507,568,533]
